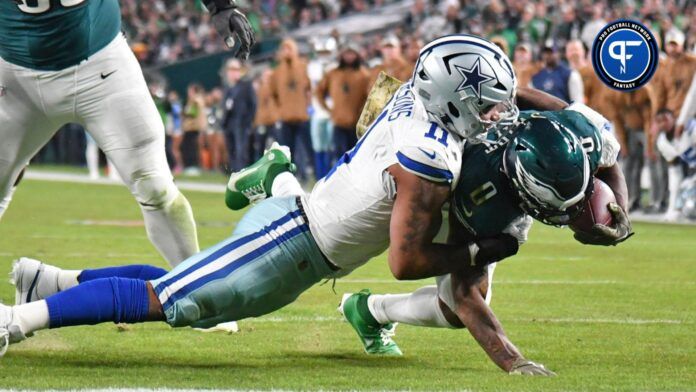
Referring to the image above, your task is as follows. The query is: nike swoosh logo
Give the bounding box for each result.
[418,148,437,160]
[100,70,117,80]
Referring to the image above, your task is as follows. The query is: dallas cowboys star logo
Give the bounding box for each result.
[454,58,495,98]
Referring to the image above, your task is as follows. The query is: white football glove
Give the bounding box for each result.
[503,215,533,245]
[509,357,556,376]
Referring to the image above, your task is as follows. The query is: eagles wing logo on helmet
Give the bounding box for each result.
[454,58,495,99]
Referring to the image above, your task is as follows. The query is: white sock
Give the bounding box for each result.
[142,192,199,267]
[271,171,305,197]
[367,286,455,328]
[0,187,16,220]
[13,300,50,336]
[57,270,81,291]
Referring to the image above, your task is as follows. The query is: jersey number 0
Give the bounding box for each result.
[16,0,86,14]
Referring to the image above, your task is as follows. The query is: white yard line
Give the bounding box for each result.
[24,170,225,193]
[244,315,692,325]
[0,390,317,392]
[336,278,695,286]
[0,251,158,259]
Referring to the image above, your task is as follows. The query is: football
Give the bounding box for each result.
[569,178,616,234]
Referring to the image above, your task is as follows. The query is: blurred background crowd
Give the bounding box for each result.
[34,0,696,220]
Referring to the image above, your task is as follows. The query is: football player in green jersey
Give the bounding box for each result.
[0,0,254,266]
[340,103,633,375]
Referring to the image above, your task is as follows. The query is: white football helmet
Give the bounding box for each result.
[411,34,518,142]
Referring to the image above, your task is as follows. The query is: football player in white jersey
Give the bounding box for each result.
[0,36,577,374]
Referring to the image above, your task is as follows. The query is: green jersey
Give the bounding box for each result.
[452,109,606,238]
[0,0,121,71]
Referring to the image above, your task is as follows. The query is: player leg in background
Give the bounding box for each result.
[339,265,497,355]
[310,116,334,179]
[74,35,198,267]
[0,58,69,222]
[1,196,335,354]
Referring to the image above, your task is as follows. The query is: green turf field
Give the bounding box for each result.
[0,179,694,391]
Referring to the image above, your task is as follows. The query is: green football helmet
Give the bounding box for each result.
[502,114,592,226]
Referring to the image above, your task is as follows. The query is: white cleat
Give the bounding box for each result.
[10,257,61,305]
[0,303,27,357]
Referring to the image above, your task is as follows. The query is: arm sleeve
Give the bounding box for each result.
[568,70,584,103]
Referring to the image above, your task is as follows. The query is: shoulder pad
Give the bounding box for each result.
[396,122,459,184]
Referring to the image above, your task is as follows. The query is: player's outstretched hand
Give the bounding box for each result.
[574,203,634,246]
[206,0,256,59]
[509,358,556,376]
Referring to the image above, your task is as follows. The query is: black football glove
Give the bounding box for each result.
[204,0,256,60]
[474,233,519,266]
[573,202,634,246]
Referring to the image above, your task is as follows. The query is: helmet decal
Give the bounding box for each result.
[454,57,495,99]
[513,155,589,211]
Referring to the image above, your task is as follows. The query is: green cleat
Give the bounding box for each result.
[225,143,296,210]
[338,289,403,356]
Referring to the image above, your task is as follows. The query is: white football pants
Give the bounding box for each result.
[0,34,198,266]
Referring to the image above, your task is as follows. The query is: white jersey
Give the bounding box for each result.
[303,84,465,272]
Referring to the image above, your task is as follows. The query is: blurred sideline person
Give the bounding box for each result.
[168,91,185,174]
[650,30,696,138]
[206,88,228,172]
[84,132,118,181]
[222,59,257,172]
[182,83,207,176]
[270,38,314,181]
[675,73,696,137]
[655,109,696,220]
[404,37,424,76]
[315,45,370,160]
[530,44,583,103]
[307,41,336,179]
[512,43,538,89]
[253,69,280,160]
[565,39,612,118]
[644,30,695,212]
[367,36,412,91]
[607,88,653,211]
[0,0,255,267]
